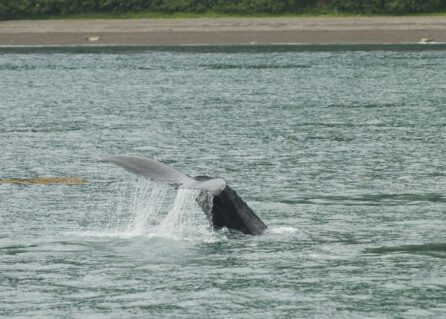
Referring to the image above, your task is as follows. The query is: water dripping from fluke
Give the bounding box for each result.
[156,188,213,240]
[77,178,217,242]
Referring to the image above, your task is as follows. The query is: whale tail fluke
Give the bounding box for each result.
[99,155,226,195]
[99,155,191,185]
[100,155,266,235]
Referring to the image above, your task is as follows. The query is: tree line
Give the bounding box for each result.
[1,0,445,19]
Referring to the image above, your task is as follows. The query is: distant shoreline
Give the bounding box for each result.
[1,17,445,46]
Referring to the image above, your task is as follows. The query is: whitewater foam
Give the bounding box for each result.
[266,226,298,235]
[78,177,215,241]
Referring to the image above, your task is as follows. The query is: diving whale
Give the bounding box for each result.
[100,156,267,235]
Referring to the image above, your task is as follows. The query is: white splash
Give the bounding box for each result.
[126,179,169,235]
[156,188,211,240]
[266,226,298,235]
[78,177,215,241]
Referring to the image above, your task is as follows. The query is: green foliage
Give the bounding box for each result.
[149,0,208,13]
[385,0,445,14]
[0,0,445,19]
[330,0,446,14]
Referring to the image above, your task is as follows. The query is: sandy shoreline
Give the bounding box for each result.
[1,17,446,45]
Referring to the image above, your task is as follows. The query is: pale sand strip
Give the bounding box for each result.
[0,17,445,45]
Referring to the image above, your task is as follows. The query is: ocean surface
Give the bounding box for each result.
[0,45,445,318]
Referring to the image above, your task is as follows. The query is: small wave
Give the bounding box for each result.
[68,228,221,243]
[327,102,400,109]
[0,243,39,255]
[281,193,446,206]
[67,230,142,239]
[365,243,446,259]
[199,63,309,70]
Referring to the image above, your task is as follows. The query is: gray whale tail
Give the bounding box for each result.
[100,155,267,235]
[99,155,226,195]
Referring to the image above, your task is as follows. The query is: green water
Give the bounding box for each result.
[0,45,445,318]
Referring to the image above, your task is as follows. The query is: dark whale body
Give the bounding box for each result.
[100,156,267,235]
[194,176,267,235]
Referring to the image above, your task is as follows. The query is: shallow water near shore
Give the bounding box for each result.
[0,45,445,318]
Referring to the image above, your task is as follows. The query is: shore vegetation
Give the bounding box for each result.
[1,0,446,20]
